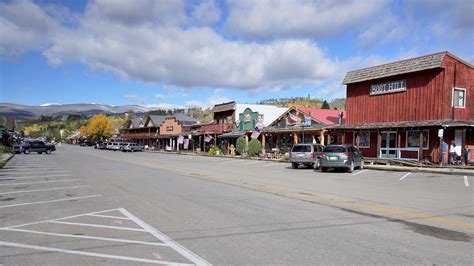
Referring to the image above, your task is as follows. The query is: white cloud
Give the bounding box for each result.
[224,0,387,40]
[185,100,206,108]
[191,0,220,26]
[358,17,406,49]
[145,103,184,110]
[0,0,58,56]
[154,93,169,100]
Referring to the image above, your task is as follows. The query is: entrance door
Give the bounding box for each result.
[380,132,397,158]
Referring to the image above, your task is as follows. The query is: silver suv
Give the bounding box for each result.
[122,143,144,152]
[290,144,324,169]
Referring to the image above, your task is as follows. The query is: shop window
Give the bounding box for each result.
[452,88,466,108]
[406,130,429,149]
[353,131,370,148]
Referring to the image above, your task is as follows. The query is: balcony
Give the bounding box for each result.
[201,123,234,134]
[120,131,153,139]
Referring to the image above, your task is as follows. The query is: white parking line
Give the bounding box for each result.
[0,241,184,265]
[352,170,369,176]
[1,228,168,247]
[400,172,411,181]
[0,185,90,195]
[0,194,102,209]
[0,179,80,186]
[48,221,146,232]
[5,174,73,180]
[464,176,470,187]
[120,208,211,266]
[87,214,131,220]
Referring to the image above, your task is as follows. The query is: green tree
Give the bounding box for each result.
[236,136,246,155]
[248,139,262,157]
[321,100,330,109]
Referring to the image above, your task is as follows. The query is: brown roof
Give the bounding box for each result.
[342,52,447,85]
[213,101,235,113]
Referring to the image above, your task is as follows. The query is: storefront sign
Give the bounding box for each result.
[370,80,406,96]
[166,126,174,131]
[438,129,444,137]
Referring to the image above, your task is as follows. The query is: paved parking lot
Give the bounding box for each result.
[0,145,472,264]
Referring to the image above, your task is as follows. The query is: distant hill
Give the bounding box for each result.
[0,103,152,118]
[257,97,345,110]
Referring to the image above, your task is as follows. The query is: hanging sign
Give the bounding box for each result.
[303,116,312,127]
[370,80,406,95]
[438,129,444,137]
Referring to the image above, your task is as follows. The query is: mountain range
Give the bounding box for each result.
[0,103,152,118]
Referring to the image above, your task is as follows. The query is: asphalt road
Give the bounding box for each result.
[0,144,472,265]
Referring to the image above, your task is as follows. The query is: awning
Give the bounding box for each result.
[326,120,474,131]
[217,131,246,139]
[262,125,326,134]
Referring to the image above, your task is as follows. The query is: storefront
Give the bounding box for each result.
[332,51,473,163]
[262,107,344,153]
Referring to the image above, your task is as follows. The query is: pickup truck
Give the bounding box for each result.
[14,140,56,154]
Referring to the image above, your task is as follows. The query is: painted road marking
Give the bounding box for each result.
[48,220,147,232]
[120,208,211,266]
[87,214,132,220]
[0,169,69,173]
[0,195,102,209]
[0,241,184,265]
[240,161,263,165]
[352,170,369,176]
[3,174,73,180]
[0,185,90,195]
[1,228,169,247]
[0,179,80,187]
[400,172,411,181]
[464,176,470,187]
[1,208,211,265]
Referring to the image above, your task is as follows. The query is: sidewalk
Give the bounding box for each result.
[0,153,14,168]
[365,164,474,176]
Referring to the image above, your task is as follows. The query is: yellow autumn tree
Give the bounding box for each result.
[84,114,115,141]
[79,126,89,137]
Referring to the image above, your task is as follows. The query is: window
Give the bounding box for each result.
[452,88,466,108]
[353,131,370,148]
[406,130,429,149]
[324,146,347,153]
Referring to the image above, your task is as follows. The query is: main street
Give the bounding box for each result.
[0,145,472,265]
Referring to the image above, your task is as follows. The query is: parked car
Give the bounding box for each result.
[319,145,364,173]
[14,140,56,154]
[289,144,324,169]
[79,139,95,147]
[121,143,144,152]
[107,142,121,151]
[95,141,107,149]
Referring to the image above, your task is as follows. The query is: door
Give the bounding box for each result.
[380,132,397,158]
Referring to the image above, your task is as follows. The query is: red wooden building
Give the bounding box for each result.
[330,51,473,163]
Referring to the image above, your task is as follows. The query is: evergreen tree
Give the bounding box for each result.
[321,100,330,109]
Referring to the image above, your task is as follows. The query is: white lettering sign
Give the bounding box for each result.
[370,80,407,95]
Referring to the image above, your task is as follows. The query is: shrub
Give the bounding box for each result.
[236,136,246,155]
[248,139,262,157]
[208,145,218,156]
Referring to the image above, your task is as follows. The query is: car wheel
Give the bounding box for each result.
[141,148,144,152]
[348,161,354,173]
[46,149,51,154]
[360,159,364,170]
[321,167,327,172]
[291,162,298,169]
[24,148,30,154]
[314,159,320,170]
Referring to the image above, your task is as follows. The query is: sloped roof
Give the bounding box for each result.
[171,113,198,125]
[130,118,142,128]
[235,104,288,127]
[342,52,447,85]
[213,101,236,113]
[297,107,345,125]
[147,115,167,127]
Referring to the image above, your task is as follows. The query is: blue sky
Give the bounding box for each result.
[1,0,473,109]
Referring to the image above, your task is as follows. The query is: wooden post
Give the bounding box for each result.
[397,130,401,159]
[261,133,266,154]
[355,132,360,148]
[377,129,381,159]
[418,130,423,161]
[342,132,346,145]
[461,128,466,165]
[320,131,325,146]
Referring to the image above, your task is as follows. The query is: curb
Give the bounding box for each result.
[365,165,474,176]
[0,153,14,169]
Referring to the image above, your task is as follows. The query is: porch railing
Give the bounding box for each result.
[201,123,234,134]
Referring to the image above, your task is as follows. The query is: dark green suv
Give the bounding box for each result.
[320,145,364,173]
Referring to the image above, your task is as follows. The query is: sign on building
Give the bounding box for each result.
[370,80,406,96]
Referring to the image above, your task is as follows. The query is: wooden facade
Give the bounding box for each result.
[336,52,474,162]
